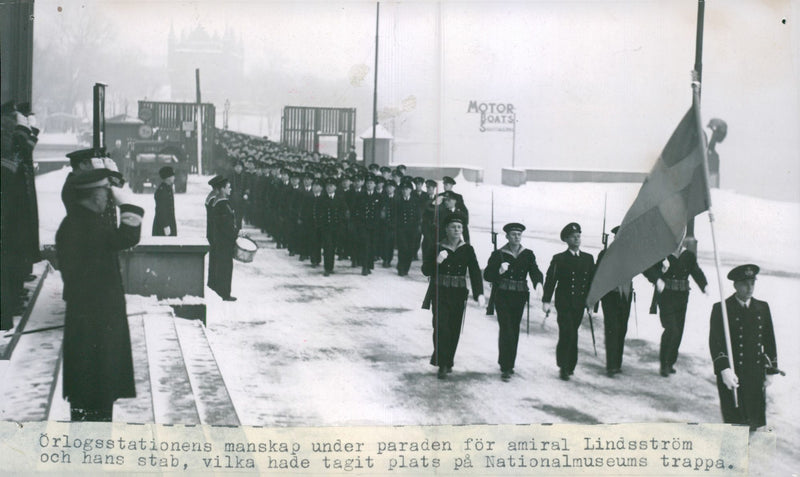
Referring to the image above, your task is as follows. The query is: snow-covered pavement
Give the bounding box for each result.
[32,168,800,474]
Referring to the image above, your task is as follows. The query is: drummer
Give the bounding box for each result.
[211,178,238,301]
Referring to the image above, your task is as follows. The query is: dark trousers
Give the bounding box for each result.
[359,228,377,272]
[556,306,584,373]
[396,227,415,275]
[658,290,689,368]
[496,291,528,372]
[320,229,337,272]
[381,227,395,264]
[71,403,113,422]
[211,247,233,298]
[601,292,632,371]
[430,288,468,368]
[716,373,767,430]
[310,229,322,265]
[207,240,217,291]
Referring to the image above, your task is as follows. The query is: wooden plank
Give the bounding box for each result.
[174,319,240,426]
[0,269,65,421]
[143,314,200,424]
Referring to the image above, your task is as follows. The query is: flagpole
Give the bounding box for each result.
[691,84,738,408]
[685,0,704,255]
[371,2,380,166]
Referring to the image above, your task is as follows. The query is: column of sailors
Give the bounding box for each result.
[211,130,778,432]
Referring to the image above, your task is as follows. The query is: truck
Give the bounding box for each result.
[125,140,189,193]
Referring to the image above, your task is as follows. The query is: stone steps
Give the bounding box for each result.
[2,266,238,425]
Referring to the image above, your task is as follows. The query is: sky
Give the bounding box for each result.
[33,0,800,202]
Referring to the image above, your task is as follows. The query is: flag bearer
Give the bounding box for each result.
[709,264,778,431]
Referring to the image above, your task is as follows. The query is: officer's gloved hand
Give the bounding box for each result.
[103,157,119,172]
[164,226,171,236]
[476,295,486,307]
[499,262,509,274]
[656,278,666,293]
[542,302,552,315]
[110,184,136,207]
[721,368,739,390]
[436,250,448,264]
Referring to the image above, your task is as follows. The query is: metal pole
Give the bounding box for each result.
[511,117,516,168]
[371,2,380,166]
[692,83,737,407]
[685,0,705,254]
[196,68,203,175]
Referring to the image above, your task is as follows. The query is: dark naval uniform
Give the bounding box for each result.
[211,195,237,300]
[709,265,778,430]
[484,241,543,375]
[55,170,144,420]
[542,224,594,378]
[422,238,483,373]
[644,250,707,374]
[395,191,420,276]
[596,245,633,374]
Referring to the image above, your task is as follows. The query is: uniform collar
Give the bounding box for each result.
[735,296,752,308]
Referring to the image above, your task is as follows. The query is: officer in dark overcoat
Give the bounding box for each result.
[55,169,145,421]
[395,181,420,276]
[596,225,634,376]
[542,222,595,380]
[152,166,177,236]
[211,178,237,301]
[709,264,778,431]
[422,213,485,379]
[644,239,708,376]
[316,180,349,276]
[484,223,543,381]
[354,175,382,275]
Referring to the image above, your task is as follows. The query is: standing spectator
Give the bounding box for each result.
[55,169,145,421]
[152,166,177,236]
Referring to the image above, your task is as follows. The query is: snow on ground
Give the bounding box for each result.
[35,169,800,474]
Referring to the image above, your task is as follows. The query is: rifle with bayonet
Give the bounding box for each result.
[486,191,498,315]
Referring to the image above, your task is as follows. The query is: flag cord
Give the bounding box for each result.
[693,84,738,407]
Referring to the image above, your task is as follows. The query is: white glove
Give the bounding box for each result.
[656,278,666,293]
[499,262,509,274]
[542,302,552,315]
[164,226,171,236]
[103,157,119,172]
[661,259,669,273]
[243,194,249,200]
[437,250,448,264]
[721,368,739,390]
[110,185,136,207]
[477,295,486,307]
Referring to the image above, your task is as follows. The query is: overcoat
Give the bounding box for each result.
[55,203,143,408]
[152,182,177,236]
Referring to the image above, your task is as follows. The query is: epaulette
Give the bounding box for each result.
[1,157,18,173]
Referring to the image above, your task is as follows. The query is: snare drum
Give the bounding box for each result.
[234,236,258,262]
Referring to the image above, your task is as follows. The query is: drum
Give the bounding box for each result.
[234,236,258,263]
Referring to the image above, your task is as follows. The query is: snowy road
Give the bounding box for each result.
[34,169,800,474]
